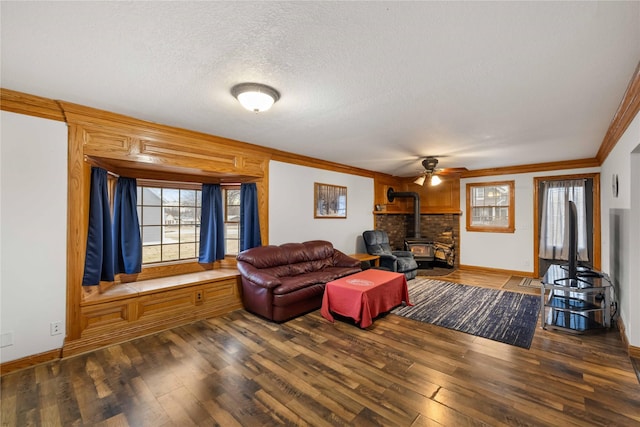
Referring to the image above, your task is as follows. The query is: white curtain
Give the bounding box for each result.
[539,179,588,261]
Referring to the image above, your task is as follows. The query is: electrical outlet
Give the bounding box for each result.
[50,321,63,336]
[195,290,203,303]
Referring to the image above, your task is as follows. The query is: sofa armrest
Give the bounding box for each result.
[392,250,414,258]
[332,250,362,268]
[236,262,282,289]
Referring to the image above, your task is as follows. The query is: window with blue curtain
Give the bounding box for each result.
[199,183,225,262]
[82,167,115,286]
[113,177,142,274]
[240,183,261,251]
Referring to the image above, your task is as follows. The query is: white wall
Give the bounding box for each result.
[0,111,68,363]
[459,167,599,274]
[600,111,640,348]
[269,161,374,254]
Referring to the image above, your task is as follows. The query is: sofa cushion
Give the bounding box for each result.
[238,240,339,278]
[237,245,289,269]
[273,283,325,307]
[275,273,324,295]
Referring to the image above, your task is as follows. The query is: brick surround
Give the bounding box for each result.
[374,213,460,268]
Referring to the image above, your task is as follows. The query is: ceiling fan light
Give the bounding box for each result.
[231,83,280,112]
[430,175,442,186]
[413,175,426,186]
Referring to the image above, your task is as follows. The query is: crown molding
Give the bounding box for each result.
[0,88,65,121]
[460,158,600,178]
[597,61,640,164]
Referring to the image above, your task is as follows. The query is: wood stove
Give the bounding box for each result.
[386,188,435,266]
[404,239,434,263]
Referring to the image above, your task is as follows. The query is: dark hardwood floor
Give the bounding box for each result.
[2,271,639,426]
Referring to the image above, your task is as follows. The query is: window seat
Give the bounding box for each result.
[82,268,241,305]
[64,269,243,357]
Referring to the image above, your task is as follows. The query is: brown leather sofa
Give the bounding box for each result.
[236,240,361,322]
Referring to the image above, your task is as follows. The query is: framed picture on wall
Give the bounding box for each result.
[314,183,347,218]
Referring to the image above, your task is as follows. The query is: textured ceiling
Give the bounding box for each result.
[1,1,639,177]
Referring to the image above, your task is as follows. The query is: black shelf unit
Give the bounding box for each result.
[540,265,612,333]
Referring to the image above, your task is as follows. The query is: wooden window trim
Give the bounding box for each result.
[466,180,515,233]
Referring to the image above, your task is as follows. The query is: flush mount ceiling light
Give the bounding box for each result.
[231,83,280,113]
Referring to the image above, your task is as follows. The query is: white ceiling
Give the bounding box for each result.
[2,1,639,177]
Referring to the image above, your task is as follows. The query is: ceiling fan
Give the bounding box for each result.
[413,156,443,186]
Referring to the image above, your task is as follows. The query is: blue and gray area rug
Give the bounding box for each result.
[393,278,541,349]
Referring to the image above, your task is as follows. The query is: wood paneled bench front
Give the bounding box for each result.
[63,269,242,357]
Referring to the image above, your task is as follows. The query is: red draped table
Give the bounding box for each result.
[321,269,412,328]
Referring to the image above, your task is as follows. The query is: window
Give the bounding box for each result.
[539,179,588,261]
[137,184,201,264]
[135,182,242,265]
[224,187,241,255]
[466,181,515,233]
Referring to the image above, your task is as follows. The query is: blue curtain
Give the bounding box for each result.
[113,177,142,274]
[199,184,225,262]
[82,167,115,286]
[240,183,262,251]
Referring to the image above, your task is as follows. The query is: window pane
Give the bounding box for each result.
[162,225,179,243]
[163,207,179,225]
[227,189,240,205]
[143,188,161,206]
[143,245,161,263]
[143,206,162,226]
[162,244,179,261]
[179,225,196,243]
[142,226,161,245]
[162,189,179,206]
[180,243,196,259]
[472,187,483,205]
[227,205,240,222]
[225,223,239,239]
[181,207,197,224]
[180,189,197,206]
[226,238,239,255]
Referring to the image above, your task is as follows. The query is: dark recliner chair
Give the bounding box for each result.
[362,230,418,280]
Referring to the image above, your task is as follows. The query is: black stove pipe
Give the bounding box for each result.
[386,187,421,238]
